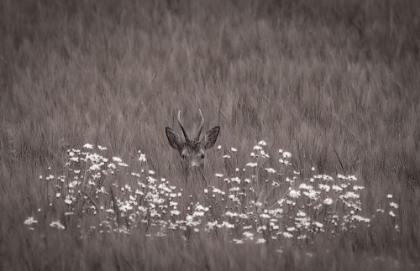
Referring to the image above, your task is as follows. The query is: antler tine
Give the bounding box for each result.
[195,109,205,141]
[177,111,189,141]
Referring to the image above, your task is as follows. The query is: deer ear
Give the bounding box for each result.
[202,126,220,150]
[166,127,184,151]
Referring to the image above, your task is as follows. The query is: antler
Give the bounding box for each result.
[177,111,189,141]
[195,109,204,141]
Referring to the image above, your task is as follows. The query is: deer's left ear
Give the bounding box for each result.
[166,127,184,151]
[202,126,220,150]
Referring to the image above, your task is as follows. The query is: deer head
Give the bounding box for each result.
[165,110,220,174]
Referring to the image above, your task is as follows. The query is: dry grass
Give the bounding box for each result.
[1,0,420,270]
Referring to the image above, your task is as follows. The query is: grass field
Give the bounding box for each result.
[1,0,420,270]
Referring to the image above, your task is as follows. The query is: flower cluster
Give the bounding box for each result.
[26,142,399,245]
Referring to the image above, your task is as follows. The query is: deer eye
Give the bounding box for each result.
[201,154,205,159]
[181,154,187,160]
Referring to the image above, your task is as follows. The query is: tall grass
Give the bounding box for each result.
[1,0,420,270]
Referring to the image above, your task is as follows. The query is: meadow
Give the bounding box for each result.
[1,0,420,270]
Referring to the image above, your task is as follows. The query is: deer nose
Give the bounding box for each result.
[191,161,199,167]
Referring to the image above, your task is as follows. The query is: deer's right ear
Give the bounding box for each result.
[165,127,184,151]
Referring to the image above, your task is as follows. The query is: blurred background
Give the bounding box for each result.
[1,0,420,269]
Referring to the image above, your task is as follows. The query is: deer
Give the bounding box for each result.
[165,110,220,180]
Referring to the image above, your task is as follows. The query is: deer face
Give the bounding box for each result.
[165,110,220,171]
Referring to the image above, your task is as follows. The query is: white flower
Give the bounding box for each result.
[148,170,155,175]
[213,188,223,194]
[313,222,323,228]
[215,173,223,178]
[319,184,330,192]
[233,239,244,244]
[83,143,94,149]
[119,202,133,212]
[348,175,357,181]
[225,211,238,218]
[297,210,306,217]
[50,221,65,230]
[223,155,231,159]
[217,145,222,150]
[220,221,234,228]
[231,177,241,184]
[138,153,147,162]
[282,232,293,238]
[253,145,262,150]
[205,221,218,230]
[98,145,107,151]
[112,157,122,163]
[303,190,318,200]
[231,147,237,152]
[285,177,293,183]
[340,191,360,199]
[389,211,396,217]
[332,185,343,192]
[246,162,258,168]
[353,186,364,191]
[24,217,38,225]
[260,214,270,219]
[352,215,370,223]
[387,194,393,199]
[314,174,334,181]
[299,184,313,190]
[258,141,267,146]
[256,238,266,244]
[289,190,300,198]
[260,150,268,158]
[389,202,399,209]
[323,198,333,205]
[170,210,180,216]
[282,152,292,159]
[46,175,54,180]
[64,197,72,205]
[89,164,101,171]
[243,231,254,239]
[193,211,205,217]
[265,168,276,174]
